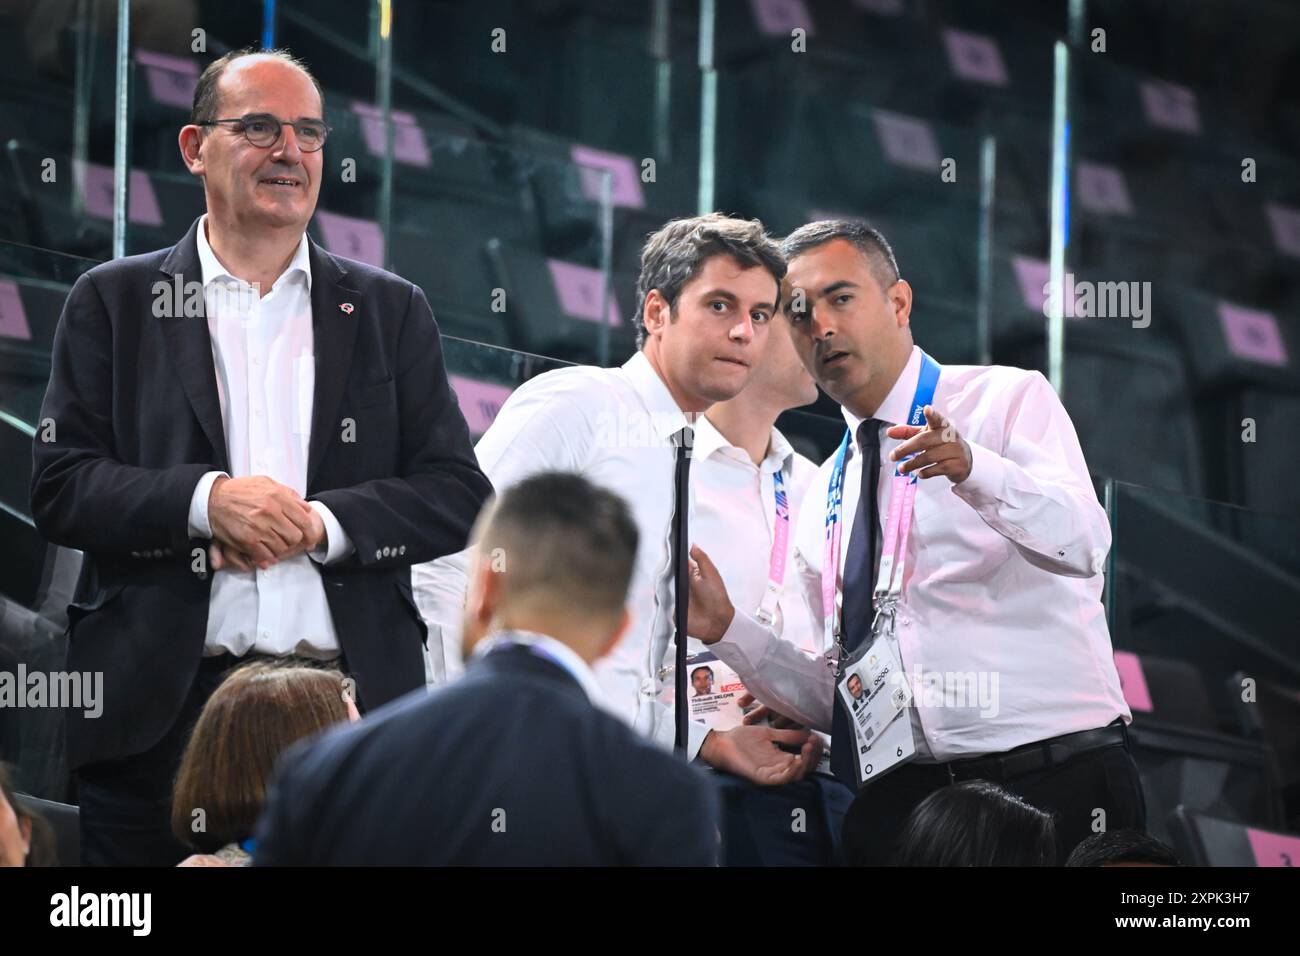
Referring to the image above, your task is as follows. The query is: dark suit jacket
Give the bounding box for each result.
[30,218,493,770]
[253,641,721,866]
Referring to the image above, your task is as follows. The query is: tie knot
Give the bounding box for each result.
[857,419,883,452]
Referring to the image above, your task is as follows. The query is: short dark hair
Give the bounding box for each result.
[1065,829,1181,867]
[191,48,324,126]
[781,219,901,295]
[476,472,639,619]
[853,780,1056,866]
[691,666,714,681]
[634,213,785,348]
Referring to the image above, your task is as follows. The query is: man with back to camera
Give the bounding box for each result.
[686,219,1140,864]
[29,48,490,865]
[254,472,721,866]
[412,214,822,787]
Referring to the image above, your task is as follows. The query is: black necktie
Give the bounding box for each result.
[671,427,692,753]
[831,418,883,786]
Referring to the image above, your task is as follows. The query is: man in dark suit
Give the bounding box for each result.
[28,48,491,865]
[254,472,720,866]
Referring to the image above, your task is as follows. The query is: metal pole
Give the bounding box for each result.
[597,170,614,367]
[697,0,716,215]
[111,0,130,260]
[975,134,997,367]
[71,0,93,220]
[262,0,278,49]
[376,0,395,271]
[1047,40,1070,395]
[651,0,672,163]
[1069,0,1088,47]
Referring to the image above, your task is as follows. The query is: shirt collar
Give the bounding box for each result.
[696,413,795,475]
[841,344,923,448]
[472,630,605,705]
[622,350,696,442]
[195,213,312,292]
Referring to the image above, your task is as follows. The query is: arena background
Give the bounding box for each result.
[0,0,1297,868]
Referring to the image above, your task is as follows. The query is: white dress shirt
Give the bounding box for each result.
[412,351,710,757]
[712,345,1131,761]
[185,215,353,659]
[689,415,819,656]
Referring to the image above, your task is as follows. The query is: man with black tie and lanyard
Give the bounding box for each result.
[413,214,822,787]
[687,220,1141,865]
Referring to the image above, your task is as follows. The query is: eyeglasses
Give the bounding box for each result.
[197,113,331,152]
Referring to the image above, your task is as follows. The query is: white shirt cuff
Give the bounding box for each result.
[713,609,778,672]
[308,501,354,564]
[951,439,1006,509]
[687,718,709,762]
[187,471,228,539]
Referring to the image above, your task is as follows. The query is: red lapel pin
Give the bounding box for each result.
[339,302,354,314]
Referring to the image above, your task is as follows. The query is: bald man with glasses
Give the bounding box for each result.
[30,48,490,865]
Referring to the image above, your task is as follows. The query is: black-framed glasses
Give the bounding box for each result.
[197,113,331,151]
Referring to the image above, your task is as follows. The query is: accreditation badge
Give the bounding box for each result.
[835,631,915,787]
[683,650,748,731]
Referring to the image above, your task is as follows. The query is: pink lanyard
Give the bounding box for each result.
[821,351,941,660]
[754,469,789,626]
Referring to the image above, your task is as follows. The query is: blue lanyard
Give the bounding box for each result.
[821,350,941,653]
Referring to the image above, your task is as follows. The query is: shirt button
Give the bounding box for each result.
[639,678,656,696]
[398,545,406,556]
[260,631,271,641]
[374,548,383,560]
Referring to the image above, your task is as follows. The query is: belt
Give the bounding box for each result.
[942,719,1128,782]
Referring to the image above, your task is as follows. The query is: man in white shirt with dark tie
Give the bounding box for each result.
[413,214,822,787]
[687,220,1140,864]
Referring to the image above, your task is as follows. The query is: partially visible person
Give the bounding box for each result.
[173,661,355,867]
[688,219,1137,865]
[880,780,1057,867]
[689,308,854,865]
[0,762,56,866]
[30,47,489,865]
[413,214,821,788]
[256,473,721,866]
[1065,829,1181,867]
